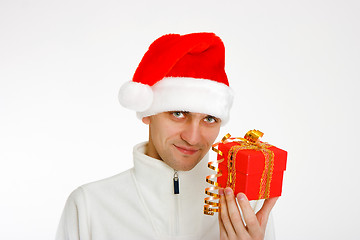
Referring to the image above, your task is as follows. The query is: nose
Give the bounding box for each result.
[180,120,202,146]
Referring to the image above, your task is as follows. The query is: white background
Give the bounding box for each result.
[1,0,359,239]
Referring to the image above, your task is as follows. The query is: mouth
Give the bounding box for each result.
[174,145,199,155]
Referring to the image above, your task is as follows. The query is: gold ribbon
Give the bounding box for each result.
[204,130,274,215]
[203,134,230,215]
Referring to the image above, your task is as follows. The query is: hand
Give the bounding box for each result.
[218,187,278,240]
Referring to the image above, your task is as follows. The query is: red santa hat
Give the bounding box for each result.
[119,32,234,125]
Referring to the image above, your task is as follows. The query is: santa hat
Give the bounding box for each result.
[119,32,234,125]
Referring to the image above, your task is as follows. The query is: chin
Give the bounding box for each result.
[178,165,196,171]
[167,149,205,171]
[177,159,202,171]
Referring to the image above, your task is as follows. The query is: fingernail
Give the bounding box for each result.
[219,188,224,196]
[237,193,246,201]
[224,188,232,196]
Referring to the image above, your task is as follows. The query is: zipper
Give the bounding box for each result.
[173,170,180,235]
[173,170,179,194]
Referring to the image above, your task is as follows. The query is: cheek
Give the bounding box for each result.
[204,126,221,145]
[152,120,179,143]
[160,120,182,136]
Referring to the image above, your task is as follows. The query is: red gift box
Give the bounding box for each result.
[216,137,287,201]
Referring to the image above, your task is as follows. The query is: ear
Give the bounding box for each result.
[142,116,151,125]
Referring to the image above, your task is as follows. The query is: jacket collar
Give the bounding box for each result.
[132,142,211,195]
[131,142,217,238]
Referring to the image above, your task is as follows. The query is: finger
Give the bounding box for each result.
[236,193,262,238]
[256,197,278,229]
[218,189,228,239]
[219,188,237,238]
[224,188,247,236]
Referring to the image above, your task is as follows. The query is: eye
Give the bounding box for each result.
[171,111,186,119]
[204,115,218,124]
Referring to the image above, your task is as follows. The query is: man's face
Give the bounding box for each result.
[142,111,221,171]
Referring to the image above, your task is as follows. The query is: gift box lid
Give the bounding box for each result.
[217,141,287,175]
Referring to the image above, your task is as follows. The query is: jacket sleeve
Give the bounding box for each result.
[264,213,276,240]
[55,187,90,240]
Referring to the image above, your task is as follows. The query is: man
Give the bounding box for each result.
[56,32,277,240]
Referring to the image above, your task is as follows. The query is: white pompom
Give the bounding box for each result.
[118,81,153,112]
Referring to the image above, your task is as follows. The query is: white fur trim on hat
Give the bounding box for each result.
[135,77,234,125]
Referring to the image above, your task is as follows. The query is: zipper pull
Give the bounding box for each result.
[173,170,179,194]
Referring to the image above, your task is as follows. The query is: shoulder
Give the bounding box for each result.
[84,168,134,193]
[68,168,135,202]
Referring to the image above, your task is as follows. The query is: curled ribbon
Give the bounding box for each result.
[203,134,229,215]
[204,130,274,216]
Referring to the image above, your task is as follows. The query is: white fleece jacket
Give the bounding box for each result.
[56,142,275,240]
